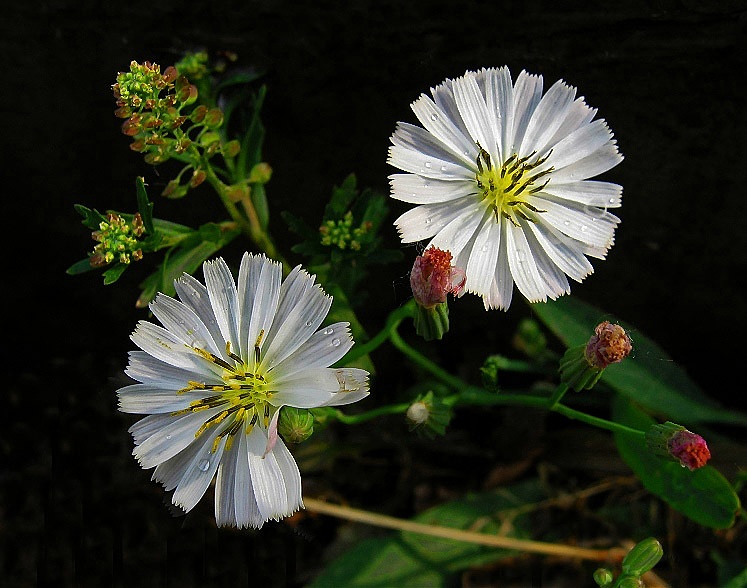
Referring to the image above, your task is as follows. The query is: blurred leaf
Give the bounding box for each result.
[612,395,740,529]
[531,296,747,427]
[102,263,128,285]
[66,258,96,275]
[309,480,542,587]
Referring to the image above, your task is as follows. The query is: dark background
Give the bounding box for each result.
[3,1,747,586]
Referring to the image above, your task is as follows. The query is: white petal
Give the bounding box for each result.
[426,200,485,259]
[452,71,498,155]
[172,432,226,512]
[531,195,619,249]
[521,79,577,156]
[132,407,224,470]
[131,321,219,377]
[388,129,473,181]
[509,70,543,155]
[389,173,475,204]
[124,351,214,388]
[237,252,267,359]
[526,221,594,283]
[484,66,514,161]
[543,98,597,150]
[523,227,571,299]
[271,368,370,408]
[542,180,623,208]
[271,438,304,515]
[410,94,476,166]
[394,197,474,243]
[245,256,282,363]
[204,257,241,354]
[174,273,225,354]
[117,383,206,414]
[149,293,223,357]
[246,428,290,521]
[505,221,547,302]
[549,142,623,183]
[271,323,353,380]
[465,215,502,296]
[546,119,616,170]
[262,273,332,371]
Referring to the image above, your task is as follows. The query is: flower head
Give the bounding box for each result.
[646,421,711,471]
[584,321,632,369]
[410,246,465,308]
[559,321,632,391]
[117,253,369,528]
[388,67,623,310]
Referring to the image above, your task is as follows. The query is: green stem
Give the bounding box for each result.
[547,383,570,409]
[331,404,411,424]
[552,404,645,438]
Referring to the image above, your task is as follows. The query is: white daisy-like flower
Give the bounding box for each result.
[117,252,369,528]
[388,66,624,310]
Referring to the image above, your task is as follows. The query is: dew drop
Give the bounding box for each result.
[563,220,571,226]
[424,161,432,168]
[580,225,588,232]
[440,165,447,172]
[165,434,172,440]
[198,459,210,472]
[481,245,489,253]
[305,320,313,327]
[430,113,438,121]
[323,328,334,335]
[424,217,432,224]
[517,249,527,262]
[331,338,341,347]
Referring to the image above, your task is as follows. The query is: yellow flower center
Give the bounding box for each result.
[172,333,274,452]
[474,143,553,226]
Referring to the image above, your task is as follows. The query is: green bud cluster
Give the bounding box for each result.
[90,212,145,267]
[593,537,663,587]
[319,211,372,250]
[112,59,235,198]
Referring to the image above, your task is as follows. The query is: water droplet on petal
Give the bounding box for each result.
[425,217,432,225]
[323,328,334,335]
[440,165,447,172]
[581,225,588,232]
[198,459,210,472]
[608,198,616,204]
[481,245,489,253]
[517,249,527,262]
[424,161,432,168]
[563,220,571,227]
[305,320,313,327]
[331,338,341,347]
[165,434,172,440]
[430,113,438,121]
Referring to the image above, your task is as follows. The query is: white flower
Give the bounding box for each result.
[117,252,369,528]
[388,66,624,310]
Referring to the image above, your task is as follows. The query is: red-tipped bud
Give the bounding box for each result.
[645,421,711,470]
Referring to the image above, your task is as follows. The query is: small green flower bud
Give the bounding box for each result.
[621,537,663,576]
[248,162,272,183]
[190,105,208,123]
[222,140,241,159]
[406,391,452,438]
[278,407,314,444]
[189,169,207,188]
[204,107,224,128]
[413,302,450,341]
[592,568,614,587]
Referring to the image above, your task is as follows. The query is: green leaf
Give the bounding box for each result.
[309,481,542,587]
[66,258,96,275]
[530,296,747,427]
[102,263,128,285]
[612,395,740,529]
[73,204,107,230]
[250,183,270,230]
[135,176,155,234]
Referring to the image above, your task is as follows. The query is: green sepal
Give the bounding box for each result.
[621,537,663,576]
[413,302,449,341]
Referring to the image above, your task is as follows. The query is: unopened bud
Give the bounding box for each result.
[621,537,663,576]
[277,407,314,444]
[405,391,451,438]
[646,421,711,470]
[584,321,632,369]
[592,568,614,587]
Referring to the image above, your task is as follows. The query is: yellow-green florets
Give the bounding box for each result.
[319,211,372,250]
[89,212,145,267]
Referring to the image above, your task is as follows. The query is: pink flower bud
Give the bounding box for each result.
[669,429,711,470]
[410,247,465,308]
[584,321,632,369]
